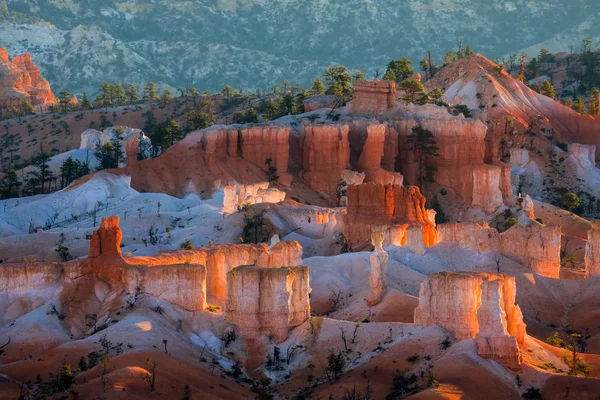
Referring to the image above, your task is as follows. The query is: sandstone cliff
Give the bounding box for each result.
[126,241,303,303]
[302,124,350,193]
[347,80,397,115]
[392,108,507,212]
[414,272,526,369]
[224,265,311,343]
[344,183,437,249]
[437,221,561,278]
[0,47,56,108]
[124,125,291,197]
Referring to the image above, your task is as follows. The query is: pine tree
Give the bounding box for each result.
[125,84,140,103]
[0,169,20,199]
[419,58,429,79]
[80,93,91,109]
[160,89,173,105]
[383,57,414,84]
[398,79,425,105]
[540,81,556,99]
[112,84,127,104]
[406,126,440,190]
[165,119,182,147]
[143,82,158,101]
[58,90,72,105]
[97,83,112,107]
[353,70,366,82]
[324,66,353,99]
[589,89,600,117]
[443,51,457,66]
[465,44,475,56]
[573,96,586,114]
[20,100,35,115]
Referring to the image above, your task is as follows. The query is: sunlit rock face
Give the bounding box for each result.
[437,222,561,278]
[343,183,437,249]
[224,265,311,343]
[392,112,506,212]
[302,124,351,193]
[585,226,600,278]
[0,47,57,108]
[347,79,397,115]
[127,241,303,303]
[414,272,526,369]
[222,183,286,214]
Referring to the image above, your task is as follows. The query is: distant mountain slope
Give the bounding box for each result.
[2,0,600,95]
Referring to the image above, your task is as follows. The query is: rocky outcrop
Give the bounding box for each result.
[303,94,338,112]
[344,183,437,249]
[569,144,596,167]
[392,110,505,212]
[585,226,600,278]
[224,265,311,342]
[367,230,388,306]
[202,125,292,186]
[0,48,57,108]
[0,262,62,292]
[437,222,497,253]
[414,272,526,369]
[85,217,208,310]
[347,80,397,115]
[141,265,207,311]
[437,222,561,278]
[222,183,286,214]
[523,195,535,220]
[127,241,303,302]
[303,124,350,192]
[349,121,404,185]
[500,224,561,278]
[89,217,123,259]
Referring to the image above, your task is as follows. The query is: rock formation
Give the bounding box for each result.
[437,222,561,278]
[224,265,311,342]
[414,272,526,369]
[303,124,351,192]
[85,217,206,310]
[344,183,438,249]
[392,108,508,212]
[89,216,123,259]
[0,48,57,108]
[523,195,535,220]
[200,125,292,186]
[127,241,303,302]
[348,121,404,185]
[347,80,397,115]
[500,224,561,278]
[367,230,388,306]
[585,225,600,278]
[222,183,286,214]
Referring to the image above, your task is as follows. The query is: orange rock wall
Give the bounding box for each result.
[437,222,561,278]
[414,272,525,369]
[302,124,350,192]
[344,183,437,248]
[348,79,397,115]
[0,48,57,108]
[224,265,311,343]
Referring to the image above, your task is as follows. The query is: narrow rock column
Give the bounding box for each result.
[367,230,388,306]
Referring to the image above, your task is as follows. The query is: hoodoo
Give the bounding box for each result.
[414,272,526,369]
